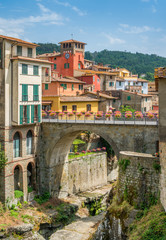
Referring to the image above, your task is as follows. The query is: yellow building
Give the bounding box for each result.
[42,95,99,112]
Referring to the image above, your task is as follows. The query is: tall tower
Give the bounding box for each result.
[58,39,86,77]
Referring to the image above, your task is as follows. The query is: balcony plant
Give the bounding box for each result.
[92,149,96,152]
[114,111,121,119]
[135,111,143,119]
[147,112,154,119]
[76,112,82,118]
[105,113,111,118]
[107,110,112,114]
[96,112,103,118]
[42,112,47,117]
[125,112,132,119]
[102,147,106,151]
[81,110,86,114]
[87,150,91,153]
[72,110,77,114]
[63,111,68,114]
[55,110,60,114]
[96,148,101,151]
[58,112,64,117]
[89,111,93,114]
[85,112,91,117]
[68,112,74,117]
[49,112,55,117]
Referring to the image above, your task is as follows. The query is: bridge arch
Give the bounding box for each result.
[39,122,158,197]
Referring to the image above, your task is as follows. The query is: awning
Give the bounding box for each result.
[42,100,53,105]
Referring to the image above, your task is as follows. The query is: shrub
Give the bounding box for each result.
[34,192,50,204]
[14,190,24,199]
[42,112,47,117]
[125,112,132,119]
[96,148,101,151]
[87,150,91,152]
[118,159,130,171]
[81,150,86,154]
[28,186,33,193]
[49,112,55,117]
[102,147,106,151]
[0,144,8,169]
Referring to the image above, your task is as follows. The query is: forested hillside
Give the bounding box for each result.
[36,43,166,80]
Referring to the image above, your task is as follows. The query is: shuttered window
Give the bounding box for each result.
[31,105,34,123]
[72,84,74,90]
[38,105,41,122]
[64,63,69,69]
[13,132,21,158]
[27,105,30,123]
[45,84,48,90]
[28,48,32,58]
[20,105,23,124]
[79,85,83,90]
[33,65,39,76]
[22,64,28,75]
[22,84,28,101]
[64,84,67,90]
[33,85,39,101]
[17,46,22,56]
[54,64,57,69]
[127,96,131,101]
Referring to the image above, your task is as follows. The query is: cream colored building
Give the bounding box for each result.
[0,35,51,202]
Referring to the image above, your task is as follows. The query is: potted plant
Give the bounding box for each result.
[76,112,82,118]
[147,112,154,119]
[114,111,121,119]
[135,111,143,119]
[105,113,111,118]
[81,110,86,114]
[85,112,91,117]
[125,112,132,119]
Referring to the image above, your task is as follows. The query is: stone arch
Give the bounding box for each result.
[13,164,23,192]
[41,125,120,198]
[27,161,36,191]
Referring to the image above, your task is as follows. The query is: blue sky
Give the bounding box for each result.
[0,0,166,57]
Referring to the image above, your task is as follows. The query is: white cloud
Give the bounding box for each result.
[104,34,125,45]
[0,3,65,38]
[119,24,161,34]
[54,0,87,16]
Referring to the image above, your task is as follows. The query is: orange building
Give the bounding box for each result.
[38,39,86,78]
[42,76,85,96]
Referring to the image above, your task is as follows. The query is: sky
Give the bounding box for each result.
[0,0,166,57]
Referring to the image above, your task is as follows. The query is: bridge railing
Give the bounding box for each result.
[42,113,158,125]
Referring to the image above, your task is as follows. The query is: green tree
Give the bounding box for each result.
[0,144,7,169]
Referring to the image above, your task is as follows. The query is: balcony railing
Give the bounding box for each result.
[21,117,30,124]
[22,95,28,101]
[42,112,158,126]
[42,75,51,83]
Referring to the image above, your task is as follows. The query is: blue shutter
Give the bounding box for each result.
[20,105,23,124]
[31,105,34,123]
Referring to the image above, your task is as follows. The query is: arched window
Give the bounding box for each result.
[14,165,23,191]
[13,132,21,158]
[26,130,33,155]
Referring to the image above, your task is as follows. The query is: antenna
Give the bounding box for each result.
[71,33,74,39]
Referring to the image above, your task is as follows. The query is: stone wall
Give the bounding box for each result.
[68,152,107,194]
[118,151,160,207]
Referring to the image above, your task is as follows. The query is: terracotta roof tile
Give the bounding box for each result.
[0,35,39,46]
[60,96,99,102]
[59,39,86,44]
[11,56,52,64]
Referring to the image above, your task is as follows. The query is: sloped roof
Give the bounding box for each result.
[0,34,39,46]
[60,96,99,102]
[82,91,117,100]
[11,56,52,64]
[37,52,61,58]
[59,39,87,45]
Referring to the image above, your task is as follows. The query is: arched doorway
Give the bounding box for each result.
[14,165,23,191]
[27,162,36,191]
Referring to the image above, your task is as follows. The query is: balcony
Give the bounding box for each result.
[42,75,51,83]
[21,117,29,124]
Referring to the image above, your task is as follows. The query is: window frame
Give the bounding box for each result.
[33,65,39,76]
[28,48,32,58]
[45,84,48,90]
[22,64,28,75]
[13,132,21,158]
[26,130,33,155]
[17,46,22,56]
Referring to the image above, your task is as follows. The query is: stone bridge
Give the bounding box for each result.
[38,122,159,197]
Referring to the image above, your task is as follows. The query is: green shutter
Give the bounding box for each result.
[68,63,69,68]
[31,105,34,123]
[38,105,41,122]
[22,84,28,101]
[27,105,30,123]
[64,63,66,69]
[33,66,38,75]
[72,84,74,90]
[33,85,39,101]
[20,105,23,124]
[22,64,28,75]
[45,84,48,90]
[64,84,67,90]
[54,64,57,69]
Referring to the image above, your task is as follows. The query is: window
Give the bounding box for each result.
[22,64,28,75]
[93,76,95,82]
[64,63,69,69]
[28,48,32,58]
[87,104,91,111]
[72,84,74,91]
[62,105,67,111]
[133,82,136,86]
[127,96,131,101]
[145,98,148,102]
[97,78,99,83]
[109,82,114,87]
[63,44,65,48]
[79,85,83,90]
[45,84,48,90]
[141,82,144,86]
[72,105,77,111]
[69,43,71,48]
[81,44,83,49]
[119,81,122,86]
[110,76,112,79]
[33,65,39,76]
[21,105,30,124]
[13,132,21,158]
[26,130,33,155]
[33,85,39,101]
[113,99,116,103]
[54,64,57,70]
[54,57,56,60]
[22,84,28,101]
[75,43,77,48]
[64,84,67,90]
[78,63,81,69]
[32,105,40,123]
[17,46,22,56]
[78,44,80,48]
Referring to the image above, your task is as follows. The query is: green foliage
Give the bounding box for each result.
[0,144,8,169]
[118,159,130,172]
[120,105,135,114]
[36,43,60,55]
[141,72,154,81]
[153,161,161,173]
[55,203,76,225]
[68,151,96,159]
[28,186,33,193]
[14,190,24,199]
[17,201,22,209]
[85,197,105,216]
[72,139,86,145]
[0,202,5,216]
[10,209,19,217]
[34,192,50,204]
[128,204,166,240]
[100,137,115,157]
